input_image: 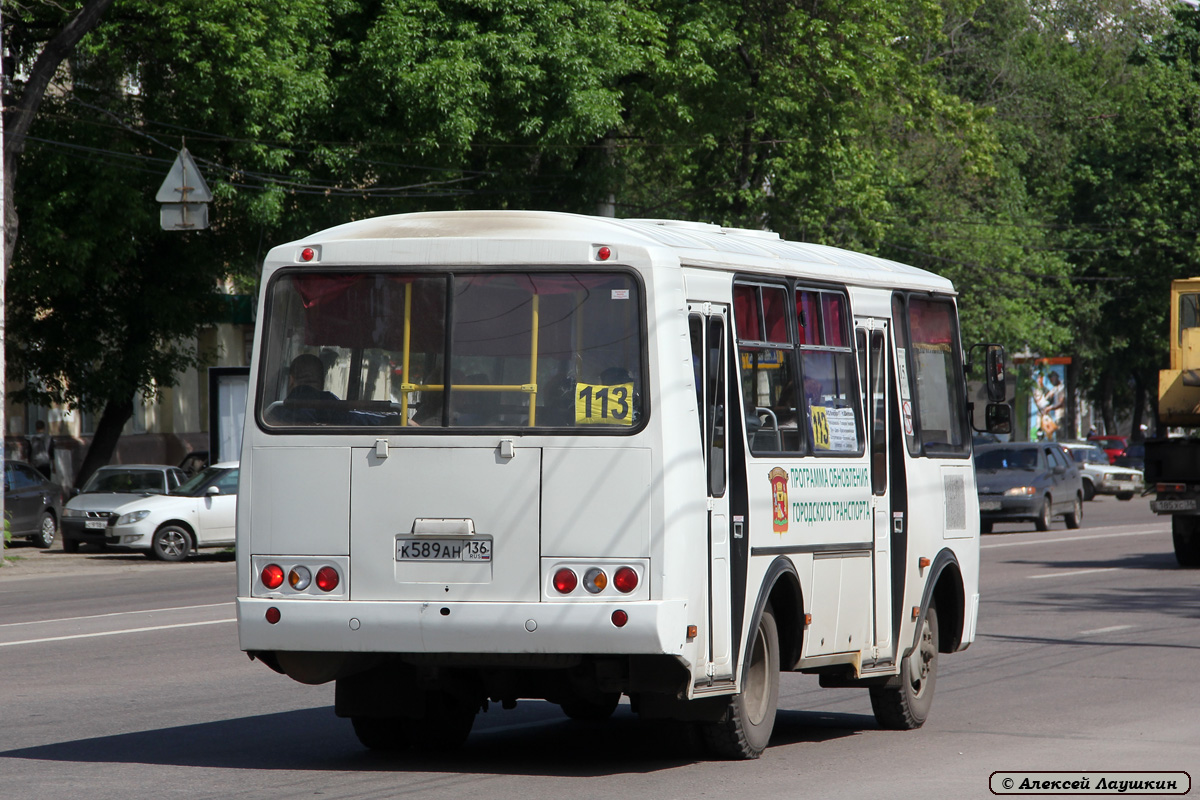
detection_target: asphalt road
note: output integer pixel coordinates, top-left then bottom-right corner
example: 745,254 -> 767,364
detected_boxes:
1,495 -> 1195,799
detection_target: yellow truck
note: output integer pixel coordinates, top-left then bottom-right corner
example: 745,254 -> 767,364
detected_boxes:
1147,278 -> 1200,566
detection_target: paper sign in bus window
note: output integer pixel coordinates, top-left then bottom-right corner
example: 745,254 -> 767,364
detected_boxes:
575,382 -> 635,425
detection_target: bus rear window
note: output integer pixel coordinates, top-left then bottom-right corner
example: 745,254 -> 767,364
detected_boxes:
258,271 -> 644,431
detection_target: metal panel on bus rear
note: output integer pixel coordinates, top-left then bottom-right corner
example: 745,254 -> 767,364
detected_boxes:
348,446 -> 542,602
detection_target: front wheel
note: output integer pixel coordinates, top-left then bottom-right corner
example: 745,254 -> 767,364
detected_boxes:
870,603 -> 939,730
151,525 -> 192,562
62,536 -> 80,553
700,604 -> 780,759
1065,495 -> 1082,529
1172,516 -> 1200,568
31,511 -> 57,548
1034,496 -> 1052,532
1116,492 -> 1134,501
1082,480 -> 1096,502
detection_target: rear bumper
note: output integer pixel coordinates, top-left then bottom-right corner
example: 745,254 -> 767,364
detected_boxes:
237,597 -> 690,658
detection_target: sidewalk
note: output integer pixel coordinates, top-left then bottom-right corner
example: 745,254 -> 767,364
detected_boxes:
0,540 -> 233,580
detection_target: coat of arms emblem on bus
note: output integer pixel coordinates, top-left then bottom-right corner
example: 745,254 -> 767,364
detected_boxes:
769,467 -> 789,534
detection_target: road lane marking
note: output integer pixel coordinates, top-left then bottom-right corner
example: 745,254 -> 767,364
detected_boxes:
1029,567 -> 1119,580
982,527 -> 1164,550
1079,625 -> 1133,636
0,602 -> 235,629
0,618 -> 235,647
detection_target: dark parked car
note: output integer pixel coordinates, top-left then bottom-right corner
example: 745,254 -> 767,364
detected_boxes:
61,464 -> 188,552
4,460 -> 63,548
975,442 -> 1084,533
1114,443 -> 1145,471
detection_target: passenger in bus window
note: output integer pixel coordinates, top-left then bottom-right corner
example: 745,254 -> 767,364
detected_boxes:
286,354 -> 340,403
265,353 -> 341,425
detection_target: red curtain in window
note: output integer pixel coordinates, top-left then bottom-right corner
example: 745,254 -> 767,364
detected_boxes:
821,294 -> 846,347
734,285 -> 760,341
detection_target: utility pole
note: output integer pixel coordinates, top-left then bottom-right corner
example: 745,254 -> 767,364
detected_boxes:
2,8 -> 8,566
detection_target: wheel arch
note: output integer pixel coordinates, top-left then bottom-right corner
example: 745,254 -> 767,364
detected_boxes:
749,556 -> 804,671
919,548 -> 965,654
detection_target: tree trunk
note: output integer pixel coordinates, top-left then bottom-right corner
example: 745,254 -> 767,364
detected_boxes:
73,396 -> 134,489
3,0 -> 117,268
1099,370 -> 1117,436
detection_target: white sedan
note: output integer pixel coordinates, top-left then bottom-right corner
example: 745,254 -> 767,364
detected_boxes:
106,462 -> 239,561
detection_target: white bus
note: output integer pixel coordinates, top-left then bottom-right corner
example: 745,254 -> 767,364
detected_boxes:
236,211 -> 1008,759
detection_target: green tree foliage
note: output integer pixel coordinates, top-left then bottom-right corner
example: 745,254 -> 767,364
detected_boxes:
6,0 -> 336,484
1064,5 -> 1200,433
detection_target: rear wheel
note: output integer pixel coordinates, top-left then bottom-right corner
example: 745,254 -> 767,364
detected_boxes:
1034,496 -> 1052,532
700,604 -> 779,759
404,691 -> 477,749
560,691 -> 621,721
151,525 -> 192,562
30,511 -> 56,548
870,603 -> 939,730
1065,495 -> 1082,529
351,717 -> 406,751
1172,516 -> 1200,568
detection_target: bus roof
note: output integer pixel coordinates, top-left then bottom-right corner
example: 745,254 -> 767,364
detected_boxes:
276,210 -> 955,294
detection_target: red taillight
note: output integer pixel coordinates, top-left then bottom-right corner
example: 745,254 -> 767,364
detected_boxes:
553,568 -> 578,594
613,567 -> 638,593
265,607 -> 281,624
611,610 -> 628,627
597,245 -> 612,261
315,566 -> 340,592
299,247 -> 315,262
261,564 -> 284,590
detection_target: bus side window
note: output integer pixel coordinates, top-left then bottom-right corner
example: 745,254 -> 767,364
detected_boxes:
734,282 -> 802,455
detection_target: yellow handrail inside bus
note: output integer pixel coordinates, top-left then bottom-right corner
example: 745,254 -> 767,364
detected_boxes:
396,283 -> 542,426
528,293 -> 539,426
401,283 -> 412,425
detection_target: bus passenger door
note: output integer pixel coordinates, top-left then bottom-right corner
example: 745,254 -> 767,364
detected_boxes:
859,323 -> 894,664
690,307 -> 734,680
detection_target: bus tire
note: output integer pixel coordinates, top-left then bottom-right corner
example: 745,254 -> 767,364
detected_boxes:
1172,516 -> 1200,568
1065,495 -> 1082,529
701,604 -> 779,760
560,691 -> 621,721
351,716 -> 406,751
870,603 -> 938,730
404,691 -> 476,750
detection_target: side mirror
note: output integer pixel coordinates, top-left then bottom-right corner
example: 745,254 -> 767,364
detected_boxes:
986,402 -> 1012,435
985,345 -> 1006,402
206,485 -> 221,496
969,343 -> 1007,403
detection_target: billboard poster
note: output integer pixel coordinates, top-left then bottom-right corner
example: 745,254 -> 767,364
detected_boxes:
1029,359 -> 1069,441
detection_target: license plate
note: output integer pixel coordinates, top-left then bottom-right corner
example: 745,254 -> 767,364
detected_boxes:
979,500 -> 1001,511
396,536 -> 492,562
85,519 -> 107,529
1151,499 -> 1197,512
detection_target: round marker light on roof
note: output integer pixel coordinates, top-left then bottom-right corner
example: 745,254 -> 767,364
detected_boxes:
289,566 -> 312,591
299,247 -> 316,262
583,567 -> 608,594
613,567 -> 638,594
597,246 -> 612,261
553,568 -> 578,594
261,564 -> 284,590
611,610 -> 628,628
315,566 -> 340,592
